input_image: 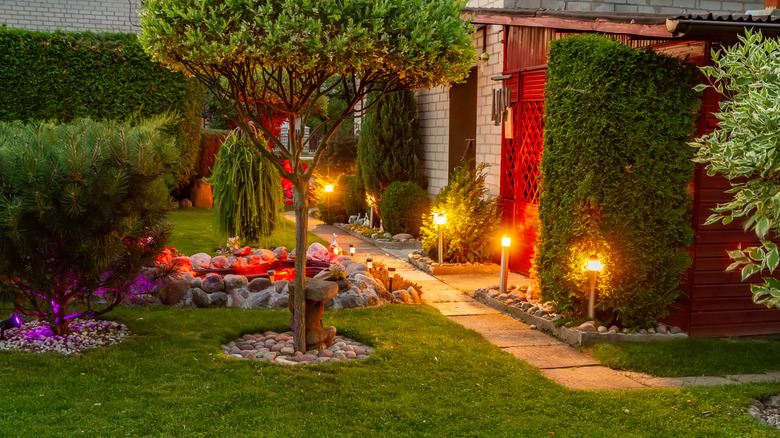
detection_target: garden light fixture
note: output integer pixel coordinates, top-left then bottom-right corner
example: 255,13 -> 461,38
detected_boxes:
268,270 -> 276,282
0,313 -> 22,340
366,258 -> 373,269
586,255 -> 602,319
349,244 -> 356,256
367,195 -> 375,229
324,184 -> 334,193
500,235 -> 511,295
433,211 -> 447,263
388,267 -> 396,292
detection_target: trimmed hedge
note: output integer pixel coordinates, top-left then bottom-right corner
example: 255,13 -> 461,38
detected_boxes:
379,181 -> 429,237
0,28 -> 204,185
536,35 -> 699,328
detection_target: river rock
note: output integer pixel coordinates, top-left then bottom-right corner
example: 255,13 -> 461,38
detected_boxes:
201,274 -> 225,293
210,292 -> 228,307
408,287 -> 422,304
244,290 -> 273,309
247,255 -> 262,266
269,291 -> 290,308
257,249 -> 276,262
248,277 -> 273,292
335,289 -> 360,308
307,243 -> 329,262
578,321 -> 597,333
211,256 -> 227,269
346,262 -> 368,277
191,288 -> 211,308
162,276 -> 190,305
360,291 -> 380,307
393,289 -> 411,304
273,247 -> 288,260
223,274 -> 248,292
179,198 -> 193,208
190,253 -> 212,270
314,270 -> 335,281
393,233 -> 414,241
274,280 -> 288,294
190,277 -> 202,288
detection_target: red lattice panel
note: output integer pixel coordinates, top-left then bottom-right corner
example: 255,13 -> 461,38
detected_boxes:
500,103 -> 521,200
516,100 -> 544,204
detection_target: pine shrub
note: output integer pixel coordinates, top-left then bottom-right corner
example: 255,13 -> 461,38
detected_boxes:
210,131 -> 283,241
343,174 -> 367,218
379,182 -> 430,237
357,90 -> 426,200
536,35 -> 698,328
420,163 -> 500,262
0,118 -> 176,335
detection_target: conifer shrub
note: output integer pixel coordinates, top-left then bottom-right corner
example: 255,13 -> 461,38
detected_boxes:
210,131 -> 283,241
343,174 -> 367,218
0,118 -> 176,335
357,90 -> 426,200
379,182 -> 429,237
420,163 -> 500,263
536,35 -> 698,328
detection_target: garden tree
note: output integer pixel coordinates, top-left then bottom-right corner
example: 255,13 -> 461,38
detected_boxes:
0,118 -> 175,335
139,0 -> 474,351
357,90 -> 427,201
694,31 -> 780,309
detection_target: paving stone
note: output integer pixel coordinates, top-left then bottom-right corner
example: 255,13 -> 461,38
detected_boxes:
421,289 -> 474,303
448,314 -> 532,332
679,376 -> 737,387
502,345 -> 600,369
484,330 -> 561,348
429,301 -> 500,316
540,366 -> 648,390
726,373 -> 780,384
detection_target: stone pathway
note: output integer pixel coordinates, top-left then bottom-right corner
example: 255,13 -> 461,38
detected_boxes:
289,213 -> 780,390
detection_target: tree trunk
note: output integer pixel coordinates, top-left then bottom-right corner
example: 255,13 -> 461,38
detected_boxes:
292,181 -> 309,352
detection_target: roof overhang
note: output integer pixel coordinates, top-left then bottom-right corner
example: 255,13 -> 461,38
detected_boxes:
666,12 -> 780,40
462,8 -> 673,38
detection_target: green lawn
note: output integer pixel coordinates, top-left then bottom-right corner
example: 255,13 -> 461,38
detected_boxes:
585,335 -> 780,378
167,207 -> 327,255
0,305 -> 778,437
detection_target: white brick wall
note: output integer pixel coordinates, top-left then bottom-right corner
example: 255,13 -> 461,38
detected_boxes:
416,86 -> 451,197
0,1 -> 143,33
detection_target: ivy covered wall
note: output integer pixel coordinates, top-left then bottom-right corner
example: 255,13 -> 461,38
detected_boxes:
536,34 -> 700,328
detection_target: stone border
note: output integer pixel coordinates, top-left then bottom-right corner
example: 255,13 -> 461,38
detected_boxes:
334,223 -> 422,250
475,295 -> 688,347
407,254 -> 500,276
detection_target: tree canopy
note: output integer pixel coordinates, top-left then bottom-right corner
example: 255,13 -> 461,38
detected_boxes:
139,0 -> 474,351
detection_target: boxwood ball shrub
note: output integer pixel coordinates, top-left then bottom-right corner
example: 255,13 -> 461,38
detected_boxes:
536,34 -> 699,328
420,163 -> 500,262
379,181 -> 430,237
0,118 -> 176,335
0,28 -> 204,186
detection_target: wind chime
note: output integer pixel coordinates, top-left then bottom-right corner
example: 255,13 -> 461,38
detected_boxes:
491,87 -> 513,139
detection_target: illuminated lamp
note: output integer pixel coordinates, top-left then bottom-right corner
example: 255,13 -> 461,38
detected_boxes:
0,313 -> 22,340
500,234 -> 511,295
366,258 -> 373,270
349,244 -> 356,257
586,255 -> 602,319
268,270 -> 276,283
433,211 -> 447,263
388,267 -> 396,292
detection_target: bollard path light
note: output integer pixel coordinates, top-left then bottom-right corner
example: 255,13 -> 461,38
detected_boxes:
267,270 -> 276,283
388,267 -> 396,292
586,255 -> 603,319
500,235 -> 511,295
349,244 -> 356,257
433,212 -> 447,263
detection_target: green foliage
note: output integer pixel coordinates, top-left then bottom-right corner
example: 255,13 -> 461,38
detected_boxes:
358,90 -> 427,199
379,181 -> 429,237
0,28 -> 204,186
343,174 -> 368,218
210,132 -> 283,242
0,118 -> 176,334
537,35 -> 699,327
321,133 -> 359,177
693,31 -> 780,309
315,174 -> 351,225
421,163 -> 500,263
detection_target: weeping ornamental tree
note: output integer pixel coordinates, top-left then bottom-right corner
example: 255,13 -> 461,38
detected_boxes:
694,31 -> 780,309
139,0 -> 474,351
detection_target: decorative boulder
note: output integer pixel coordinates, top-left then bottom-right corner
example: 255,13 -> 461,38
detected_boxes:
210,292 -> 229,307
273,246 -> 288,260
393,233 -> 414,241
190,253 -> 212,270
314,269 -> 335,281
393,289 -> 412,304
223,274 -> 248,292
334,289 -> 360,309
191,288 -> 211,308
346,262 -> 368,277
244,290 -> 273,309
234,246 -> 252,256
211,256 -> 227,269
173,256 -> 192,271
248,277 -> 273,292
303,278 -> 339,302
307,242 -> 329,262
274,280 -> 288,294
161,276 -> 190,306
190,277 -> 202,289
179,198 -> 193,208
201,274 -> 225,293
258,249 -> 276,262
408,287 -> 422,304
248,255 -> 262,266
269,291 -> 290,308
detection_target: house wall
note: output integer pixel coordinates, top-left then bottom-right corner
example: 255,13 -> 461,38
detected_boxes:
0,1 -> 143,33
504,0 -> 765,15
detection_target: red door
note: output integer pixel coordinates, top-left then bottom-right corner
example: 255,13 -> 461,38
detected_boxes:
499,68 -> 546,275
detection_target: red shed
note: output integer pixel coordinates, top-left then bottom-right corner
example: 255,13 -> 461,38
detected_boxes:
466,7 -> 780,337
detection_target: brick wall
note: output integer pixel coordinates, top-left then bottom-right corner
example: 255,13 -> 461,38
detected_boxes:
504,0 -> 765,15
416,86 -> 451,197
0,0 -> 143,33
